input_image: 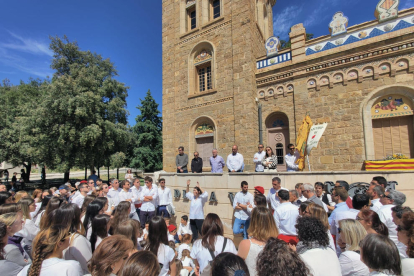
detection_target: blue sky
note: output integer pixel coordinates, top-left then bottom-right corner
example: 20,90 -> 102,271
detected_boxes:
1,0 -> 413,125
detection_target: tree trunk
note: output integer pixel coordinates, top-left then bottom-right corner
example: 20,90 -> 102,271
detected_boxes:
107,166 -> 110,182
84,167 -> 87,180
98,167 -> 100,178
41,166 -> 46,185
64,170 -> 70,183
23,162 -> 32,182
116,168 -> 119,180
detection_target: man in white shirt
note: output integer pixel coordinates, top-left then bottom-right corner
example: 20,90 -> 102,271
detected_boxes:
157,178 -> 172,217
87,179 -> 95,195
267,177 -> 288,212
284,143 -> 299,172
118,180 -> 139,221
295,183 -> 307,202
366,183 -> 384,212
138,176 -> 158,228
253,144 -> 266,172
378,190 -> 406,257
226,145 -> 244,172
177,215 -> 193,241
130,178 -> 142,216
72,183 -> 88,208
289,190 -> 301,207
107,178 -> 122,207
233,181 -> 254,239
101,183 -> 114,214
274,190 -> 299,244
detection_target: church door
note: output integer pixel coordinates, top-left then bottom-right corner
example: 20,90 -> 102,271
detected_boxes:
268,128 -> 290,171
196,136 -> 214,166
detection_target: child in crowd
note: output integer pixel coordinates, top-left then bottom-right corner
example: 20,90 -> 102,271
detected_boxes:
177,215 -> 192,242
177,234 -> 192,259
143,221 -> 149,239
169,240 -> 178,258
181,249 -> 195,275
168,224 -> 177,242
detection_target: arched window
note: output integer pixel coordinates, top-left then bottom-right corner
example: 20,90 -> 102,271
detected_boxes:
189,42 -> 215,96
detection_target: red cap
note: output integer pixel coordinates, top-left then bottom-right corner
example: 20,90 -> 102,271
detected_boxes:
80,180 -> 88,184
168,224 -> 177,232
254,186 -> 265,195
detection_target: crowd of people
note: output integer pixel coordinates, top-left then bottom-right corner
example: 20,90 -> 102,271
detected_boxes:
0,171 -> 413,276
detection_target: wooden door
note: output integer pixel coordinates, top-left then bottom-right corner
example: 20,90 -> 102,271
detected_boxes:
196,136 -> 214,165
268,128 -> 290,171
372,116 -> 414,160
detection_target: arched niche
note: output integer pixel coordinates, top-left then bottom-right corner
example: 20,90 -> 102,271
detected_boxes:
265,112 -> 290,171
189,116 -> 217,167
188,41 -> 216,96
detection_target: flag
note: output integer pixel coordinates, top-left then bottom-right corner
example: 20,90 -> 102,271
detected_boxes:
306,123 -> 328,155
295,115 -> 313,171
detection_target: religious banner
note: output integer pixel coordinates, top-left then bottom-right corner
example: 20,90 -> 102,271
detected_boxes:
195,123 -> 214,138
375,0 -> 399,23
295,114 -> 313,171
306,123 -> 328,155
371,94 -> 413,119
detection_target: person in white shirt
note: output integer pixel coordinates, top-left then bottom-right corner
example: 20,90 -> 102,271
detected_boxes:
185,180 -> 208,241
86,179 -> 96,195
284,143 -> 299,172
157,178 -> 172,218
107,178 -> 122,207
377,190 -> 406,250
177,233 -> 192,259
366,184 -> 384,213
138,176 -> 158,228
118,180 -> 140,221
18,225 -> 83,276
125,169 -> 134,182
177,215 -> 192,241
232,181 -> 254,239
190,214 -> 237,274
337,219 -> 369,276
143,216 -> 176,276
295,183 -> 307,202
253,144 -> 266,172
130,177 -> 142,217
266,177 -> 288,212
226,145 -> 244,172
72,183 -> 89,208
16,198 -> 39,250
315,182 -> 335,212
397,211 -> 414,275
273,190 -> 299,239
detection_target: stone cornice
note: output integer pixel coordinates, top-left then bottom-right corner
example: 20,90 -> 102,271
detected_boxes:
176,19 -> 232,47
177,96 -> 233,112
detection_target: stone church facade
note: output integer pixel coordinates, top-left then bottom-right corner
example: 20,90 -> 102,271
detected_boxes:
162,0 -> 414,172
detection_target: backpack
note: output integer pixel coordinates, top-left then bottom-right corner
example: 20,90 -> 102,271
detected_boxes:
200,238 -> 227,276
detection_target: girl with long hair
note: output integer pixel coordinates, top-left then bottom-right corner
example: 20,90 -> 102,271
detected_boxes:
256,238 -> 309,276
191,213 -> 237,274
0,212 -> 28,266
211,252 -> 250,276
338,219 -> 369,276
109,201 -> 131,235
0,221 -> 24,275
89,235 -> 136,276
144,216 -> 176,276
238,206 -> 278,276
16,198 -> 39,252
114,219 -> 140,249
90,214 -> 110,253
398,212 -> 414,275
33,195 -> 53,228
31,189 -> 42,203
0,203 -> 20,215
17,225 -> 83,276
261,146 -> 277,172
83,200 -> 104,240
14,191 -> 28,203
38,196 -> 64,230
80,195 -> 96,221
357,209 -> 389,236
0,192 -> 14,205
50,203 -> 91,274
120,250 -> 161,276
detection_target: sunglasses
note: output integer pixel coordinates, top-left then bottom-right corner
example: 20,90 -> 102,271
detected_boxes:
381,194 -> 392,199
289,148 -> 295,150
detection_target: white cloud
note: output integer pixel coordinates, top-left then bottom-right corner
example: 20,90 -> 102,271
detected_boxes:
402,0 -> 414,9
1,31 -> 53,57
273,5 -> 304,39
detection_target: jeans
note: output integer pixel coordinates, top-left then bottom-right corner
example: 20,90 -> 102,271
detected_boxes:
190,219 -> 204,241
177,169 -> 188,173
136,208 -> 141,217
139,210 -> 156,228
157,205 -> 170,218
233,218 -> 250,239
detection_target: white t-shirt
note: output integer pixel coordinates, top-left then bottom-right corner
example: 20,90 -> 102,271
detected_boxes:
157,244 -> 176,276
186,191 -> 209,220
253,151 -> 266,171
233,191 -> 254,220
402,258 -> 414,276
266,187 -> 288,210
273,202 -> 299,235
178,243 -> 191,259
18,258 -> 83,276
339,251 -> 369,276
72,194 -> 85,208
62,233 -> 92,274
191,236 -> 238,273
177,223 -> 192,236
300,247 -> 342,276
181,256 -> 195,268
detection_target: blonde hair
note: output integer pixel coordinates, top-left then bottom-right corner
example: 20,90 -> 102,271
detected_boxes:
248,207 -> 279,241
15,191 -> 28,203
181,249 -> 190,260
307,203 -> 330,231
18,197 -> 35,220
0,212 -> 20,227
339,219 -> 367,251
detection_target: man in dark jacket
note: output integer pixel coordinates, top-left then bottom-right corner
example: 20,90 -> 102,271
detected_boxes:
191,152 -> 203,173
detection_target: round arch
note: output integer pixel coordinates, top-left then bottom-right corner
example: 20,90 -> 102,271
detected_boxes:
188,116 -> 218,168
188,41 -> 216,96
264,112 -> 290,171
361,85 -> 414,160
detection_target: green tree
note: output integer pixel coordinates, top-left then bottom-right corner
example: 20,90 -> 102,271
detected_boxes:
110,152 -> 126,179
130,90 -> 162,172
279,33 -> 314,50
29,36 -> 130,181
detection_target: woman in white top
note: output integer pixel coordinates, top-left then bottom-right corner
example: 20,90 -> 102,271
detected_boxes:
0,212 -> 29,266
18,225 -> 83,276
125,169 -> 134,182
33,195 -> 53,228
185,180 -> 208,241
0,220 -> 24,276
90,214 -> 110,253
190,213 -> 237,274
294,216 -> 342,276
360,234 -> 401,276
16,198 -> 39,251
238,206 -> 278,276
51,203 -> 92,274
261,146 -> 277,172
144,216 -> 176,276
337,219 -> 369,276
83,200 -> 105,241
398,212 -> 414,275
89,235 -> 136,276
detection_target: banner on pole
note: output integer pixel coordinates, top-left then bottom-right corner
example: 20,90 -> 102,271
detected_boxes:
306,123 -> 328,155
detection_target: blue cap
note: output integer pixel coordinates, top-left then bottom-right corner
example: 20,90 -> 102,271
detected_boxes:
59,185 -> 69,190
